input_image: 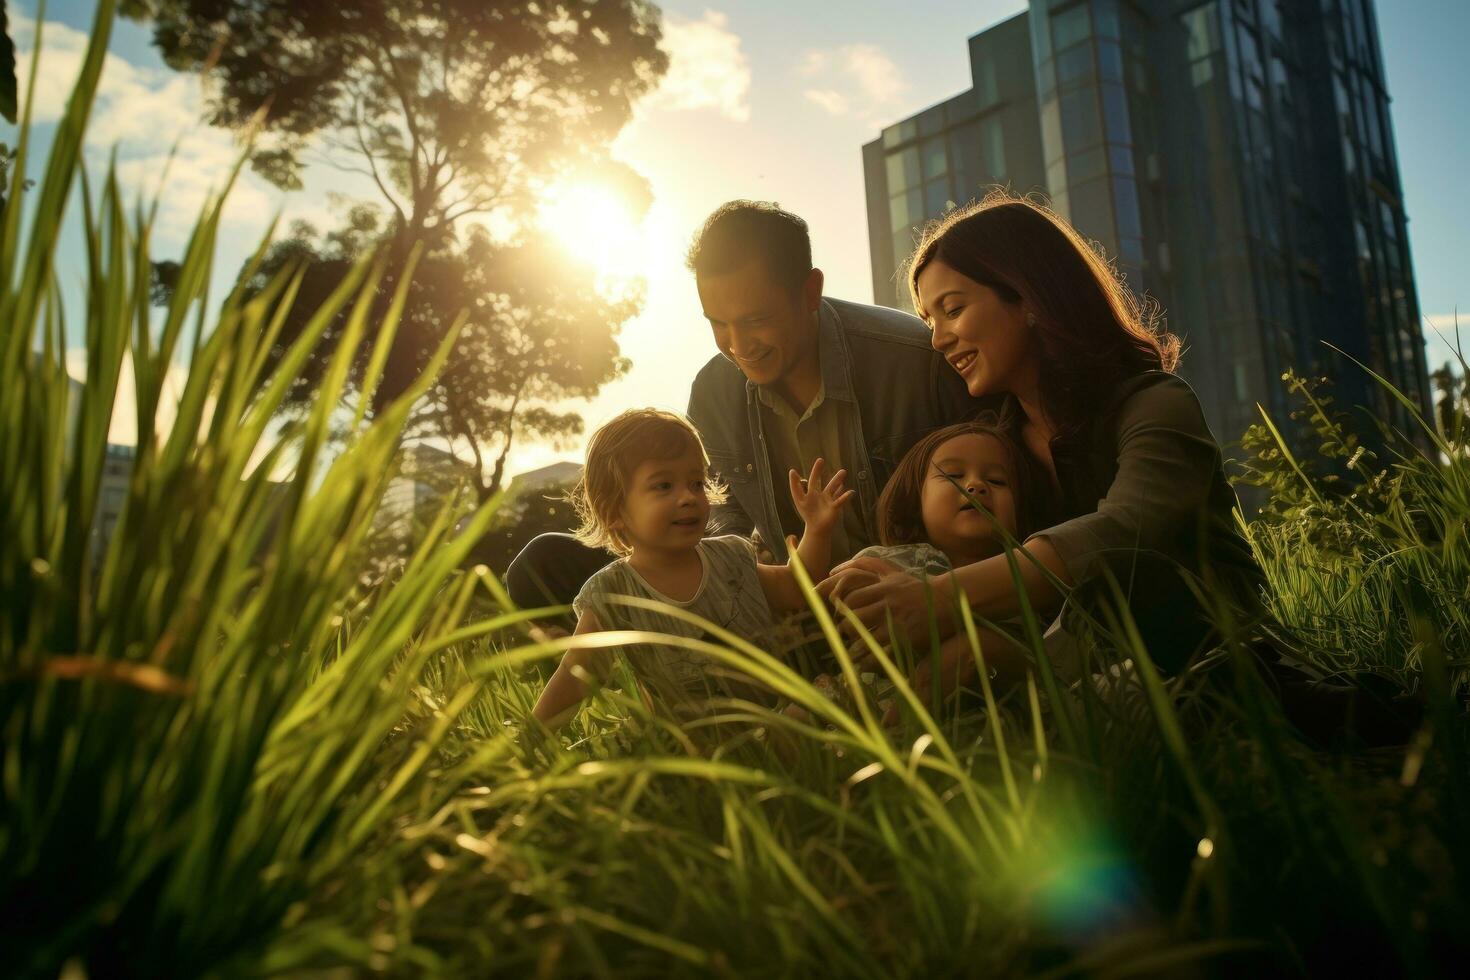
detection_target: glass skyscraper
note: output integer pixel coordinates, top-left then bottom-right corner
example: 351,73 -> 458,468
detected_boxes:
863,0 -> 1430,446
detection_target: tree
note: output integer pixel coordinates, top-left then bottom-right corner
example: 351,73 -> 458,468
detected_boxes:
128,0 -> 667,496
1430,361 -> 1469,449
0,0 -> 15,125
243,208 -> 638,501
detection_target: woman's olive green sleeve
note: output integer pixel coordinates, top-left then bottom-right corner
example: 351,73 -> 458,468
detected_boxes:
1024,374 -> 1234,587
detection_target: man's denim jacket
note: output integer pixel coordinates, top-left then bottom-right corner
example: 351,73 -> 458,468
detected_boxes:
686,297 -> 993,562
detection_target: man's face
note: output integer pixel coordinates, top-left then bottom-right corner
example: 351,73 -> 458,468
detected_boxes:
696,259 -> 820,388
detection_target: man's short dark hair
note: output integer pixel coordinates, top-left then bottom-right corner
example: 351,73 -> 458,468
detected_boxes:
685,200 -> 812,292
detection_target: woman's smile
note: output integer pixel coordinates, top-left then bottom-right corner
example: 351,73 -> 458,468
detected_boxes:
917,259 -> 1037,400
948,350 -> 978,374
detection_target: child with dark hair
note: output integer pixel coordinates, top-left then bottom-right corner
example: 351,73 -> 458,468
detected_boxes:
532,408 -> 853,729
820,419 -> 1054,717
864,418 -> 1049,576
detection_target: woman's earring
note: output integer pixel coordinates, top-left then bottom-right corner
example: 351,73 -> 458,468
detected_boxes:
1025,311 -> 1038,329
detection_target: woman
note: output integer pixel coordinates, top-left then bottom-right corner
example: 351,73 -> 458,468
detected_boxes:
818,193 -> 1263,690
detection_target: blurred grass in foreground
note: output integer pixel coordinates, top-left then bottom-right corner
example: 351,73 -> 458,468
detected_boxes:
4,5 -> 1469,977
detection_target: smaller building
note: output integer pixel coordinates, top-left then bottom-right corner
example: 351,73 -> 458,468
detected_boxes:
92,444 -> 135,567
864,13 -> 1045,313
503,462 -> 582,513
474,461 -> 584,576
377,443 -> 479,545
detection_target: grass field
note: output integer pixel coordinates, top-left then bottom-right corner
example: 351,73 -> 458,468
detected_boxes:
4,6 -> 1468,977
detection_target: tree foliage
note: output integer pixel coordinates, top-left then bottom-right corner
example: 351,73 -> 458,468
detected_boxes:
1,0 -> 16,124
245,210 -> 637,500
128,0 -> 668,496
126,0 -> 666,235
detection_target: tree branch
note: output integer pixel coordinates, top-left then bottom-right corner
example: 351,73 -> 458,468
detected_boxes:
351,97 -> 408,229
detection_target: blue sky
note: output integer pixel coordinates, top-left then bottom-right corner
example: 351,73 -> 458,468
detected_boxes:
13,0 -> 1468,473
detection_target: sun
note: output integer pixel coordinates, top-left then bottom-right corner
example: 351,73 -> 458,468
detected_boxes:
537,181 -> 648,288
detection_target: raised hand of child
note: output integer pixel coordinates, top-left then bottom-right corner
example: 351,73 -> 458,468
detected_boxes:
788,458 -> 856,534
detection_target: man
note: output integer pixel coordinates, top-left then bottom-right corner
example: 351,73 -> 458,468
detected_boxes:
505,200 -> 987,620
684,200 -> 987,562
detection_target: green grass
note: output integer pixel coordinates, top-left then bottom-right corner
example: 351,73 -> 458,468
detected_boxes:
4,6 -> 1469,977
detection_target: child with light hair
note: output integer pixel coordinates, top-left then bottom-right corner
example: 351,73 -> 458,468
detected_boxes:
532,408 -> 852,728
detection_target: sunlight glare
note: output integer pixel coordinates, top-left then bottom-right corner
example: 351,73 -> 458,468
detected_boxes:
538,182 -> 649,293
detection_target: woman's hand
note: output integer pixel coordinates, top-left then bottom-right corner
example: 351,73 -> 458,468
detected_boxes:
789,458 -> 855,535
815,555 -> 896,606
817,557 -> 955,659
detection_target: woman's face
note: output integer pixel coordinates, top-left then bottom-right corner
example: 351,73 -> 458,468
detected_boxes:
916,259 -> 1037,399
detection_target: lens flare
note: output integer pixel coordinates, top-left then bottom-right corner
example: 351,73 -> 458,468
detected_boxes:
537,181 -> 648,293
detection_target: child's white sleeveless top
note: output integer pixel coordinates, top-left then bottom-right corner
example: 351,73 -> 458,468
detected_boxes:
573,535 -> 778,701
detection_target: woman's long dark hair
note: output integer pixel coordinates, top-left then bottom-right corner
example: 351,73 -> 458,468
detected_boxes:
907,191 -> 1179,438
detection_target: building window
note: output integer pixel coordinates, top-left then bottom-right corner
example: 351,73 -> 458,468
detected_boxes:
977,58 -> 999,107
948,125 -> 980,198
1040,100 -> 1063,162
1184,3 -> 1221,60
1362,88 -> 1386,165
882,119 -> 918,149
1069,145 -> 1108,183
1119,237 -> 1144,268
1261,0 -> 1282,38
1113,177 -> 1142,239
1070,177 -> 1115,242
1270,56 -> 1292,110
1109,144 -> 1135,176
981,116 -> 1006,180
1183,2 -> 1220,86
1100,83 -> 1131,144
1051,5 -> 1092,52
892,228 -> 918,269
885,147 -> 920,193
925,178 -> 952,218
1047,158 -> 1068,195
1060,87 -> 1103,149
889,187 -> 923,232
1377,198 -> 1398,244
1098,40 -> 1123,83
1341,135 -> 1357,176
1056,44 -> 1095,88
922,137 -> 947,180
918,106 -> 946,138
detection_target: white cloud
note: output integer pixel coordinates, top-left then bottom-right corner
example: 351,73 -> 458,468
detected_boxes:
804,89 -> 849,116
65,348 -> 189,448
797,50 -> 831,76
1423,312 -> 1467,352
797,42 -> 907,125
844,44 -> 906,105
13,12 -> 276,239
645,10 -> 751,122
